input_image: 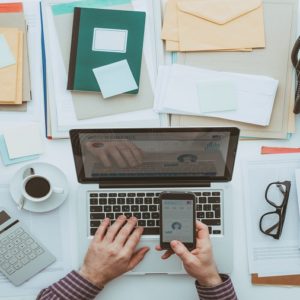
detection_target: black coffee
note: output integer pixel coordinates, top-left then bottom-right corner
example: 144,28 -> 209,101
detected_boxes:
25,177 -> 51,198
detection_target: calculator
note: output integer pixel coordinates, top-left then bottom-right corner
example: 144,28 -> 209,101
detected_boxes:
0,208 -> 56,286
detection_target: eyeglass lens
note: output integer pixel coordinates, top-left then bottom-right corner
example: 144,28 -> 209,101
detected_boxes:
266,183 -> 286,207
260,212 -> 280,235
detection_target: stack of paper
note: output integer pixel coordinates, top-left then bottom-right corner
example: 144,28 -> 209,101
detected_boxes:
154,64 -> 278,126
170,0 -> 297,140
242,155 -> 300,277
0,2 -> 32,112
161,0 -> 265,52
0,123 -> 44,166
41,0 -> 166,139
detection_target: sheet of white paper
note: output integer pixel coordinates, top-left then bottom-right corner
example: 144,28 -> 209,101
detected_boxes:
92,28 -> 127,53
295,168 -> 300,245
197,79 -> 237,113
242,155 -> 300,276
3,123 -> 44,159
154,64 -> 278,126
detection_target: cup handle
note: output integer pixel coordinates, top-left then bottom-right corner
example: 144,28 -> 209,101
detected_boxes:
53,187 -> 64,194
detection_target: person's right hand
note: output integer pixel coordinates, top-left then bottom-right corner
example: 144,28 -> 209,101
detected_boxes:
85,140 -> 143,168
79,216 -> 149,288
156,221 -> 222,287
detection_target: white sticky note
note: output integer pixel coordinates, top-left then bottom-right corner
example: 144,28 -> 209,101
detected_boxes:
93,59 -> 138,98
3,123 -> 45,159
92,28 -> 128,53
0,34 -> 16,68
197,79 -> 238,113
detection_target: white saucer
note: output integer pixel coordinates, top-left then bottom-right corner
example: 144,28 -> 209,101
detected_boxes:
9,162 -> 69,213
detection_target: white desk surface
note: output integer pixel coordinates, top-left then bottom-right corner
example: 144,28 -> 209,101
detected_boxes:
1,0 -> 300,299
1,103 -> 300,300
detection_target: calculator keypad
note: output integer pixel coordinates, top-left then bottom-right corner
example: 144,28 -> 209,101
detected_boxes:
0,228 -> 44,275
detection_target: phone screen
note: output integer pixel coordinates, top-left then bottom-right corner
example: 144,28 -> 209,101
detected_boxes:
161,199 -> 194,243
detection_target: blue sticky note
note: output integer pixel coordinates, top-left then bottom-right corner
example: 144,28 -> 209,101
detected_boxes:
0,35 -> 16,69
0,135 -> 39,166
93,59 -> 138,99
197,80 -> 238,113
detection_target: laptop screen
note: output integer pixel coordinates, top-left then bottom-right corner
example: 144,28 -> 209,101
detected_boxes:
70,128 -> 239,185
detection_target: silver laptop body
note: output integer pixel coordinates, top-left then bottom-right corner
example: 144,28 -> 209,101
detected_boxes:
70,127 -> 239,275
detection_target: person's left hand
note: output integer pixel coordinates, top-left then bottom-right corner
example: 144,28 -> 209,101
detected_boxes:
79,216 -> 149,288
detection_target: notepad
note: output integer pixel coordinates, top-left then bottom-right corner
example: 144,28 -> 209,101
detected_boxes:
3,123 -> 44,159
0,34 -> 15,68
93,60 -> 138,98
0,135 -> 39,166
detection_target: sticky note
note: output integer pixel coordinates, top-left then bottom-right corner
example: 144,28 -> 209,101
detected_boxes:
3,123 -> 45,159
92,28 -> 128,53
197,80 -> 237,113
0,135 -> 39,166
0,34 -> 16,68
93,59 -> 138,98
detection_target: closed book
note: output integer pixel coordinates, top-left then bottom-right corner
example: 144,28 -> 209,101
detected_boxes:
67,7 -> 145,93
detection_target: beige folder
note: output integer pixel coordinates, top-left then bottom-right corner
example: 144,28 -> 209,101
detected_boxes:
52,9 -> 154,120
15,30 -> 23,105
171,0 -> 297,139
0,13 -> 32,102
0,28 -> 19,104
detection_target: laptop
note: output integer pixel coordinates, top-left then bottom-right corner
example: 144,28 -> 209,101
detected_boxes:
70,127 -> 239,274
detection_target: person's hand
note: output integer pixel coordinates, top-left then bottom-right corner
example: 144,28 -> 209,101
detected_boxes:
79,216 -> 149,288
85,140 -> 143,168
156,221 -> 222,287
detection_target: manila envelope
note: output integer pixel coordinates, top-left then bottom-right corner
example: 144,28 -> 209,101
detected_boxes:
161,0 -> 256,52
161,0 -> 179,42
177,0 -> 265,51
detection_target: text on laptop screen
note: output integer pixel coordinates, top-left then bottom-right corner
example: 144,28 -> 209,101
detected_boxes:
77,131 -> 231,179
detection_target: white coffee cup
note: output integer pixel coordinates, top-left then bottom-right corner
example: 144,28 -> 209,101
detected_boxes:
21,174 -> 64,203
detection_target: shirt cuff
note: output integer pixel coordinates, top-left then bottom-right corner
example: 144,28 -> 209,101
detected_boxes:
195,274 -> 237,300
50,270 -> 102,300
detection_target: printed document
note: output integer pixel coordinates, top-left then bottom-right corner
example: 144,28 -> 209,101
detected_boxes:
242,155 -> 300,276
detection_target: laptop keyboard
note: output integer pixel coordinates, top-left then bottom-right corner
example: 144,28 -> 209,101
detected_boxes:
89,191 -> 222,236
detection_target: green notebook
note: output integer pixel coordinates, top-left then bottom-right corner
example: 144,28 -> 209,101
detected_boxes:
67,7 -> 145,93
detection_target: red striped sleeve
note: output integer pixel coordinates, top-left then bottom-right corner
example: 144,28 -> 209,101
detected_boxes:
196,274 -> 238,300
36,271 -> 102,300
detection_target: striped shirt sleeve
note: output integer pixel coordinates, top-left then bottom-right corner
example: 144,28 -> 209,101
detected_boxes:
195,274 -> 238,300
36,270 -> 102,300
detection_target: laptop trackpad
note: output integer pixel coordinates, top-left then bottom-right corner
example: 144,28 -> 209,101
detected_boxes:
131,238 -> 184,274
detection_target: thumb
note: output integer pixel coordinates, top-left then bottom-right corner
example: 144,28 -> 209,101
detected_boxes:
170,240 -> 193,263
128,247 -> 149,270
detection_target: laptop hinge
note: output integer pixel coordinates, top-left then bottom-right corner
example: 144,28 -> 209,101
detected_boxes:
98,180 -> 211,189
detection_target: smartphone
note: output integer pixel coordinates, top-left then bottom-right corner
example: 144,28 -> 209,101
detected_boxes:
160,191 -> 196,250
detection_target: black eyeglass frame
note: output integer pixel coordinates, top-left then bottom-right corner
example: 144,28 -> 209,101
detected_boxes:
259,181 -> 291,240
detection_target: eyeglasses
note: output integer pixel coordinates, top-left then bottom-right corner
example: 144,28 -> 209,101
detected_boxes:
291,37 -> 300,114
259,181 -> 291,240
